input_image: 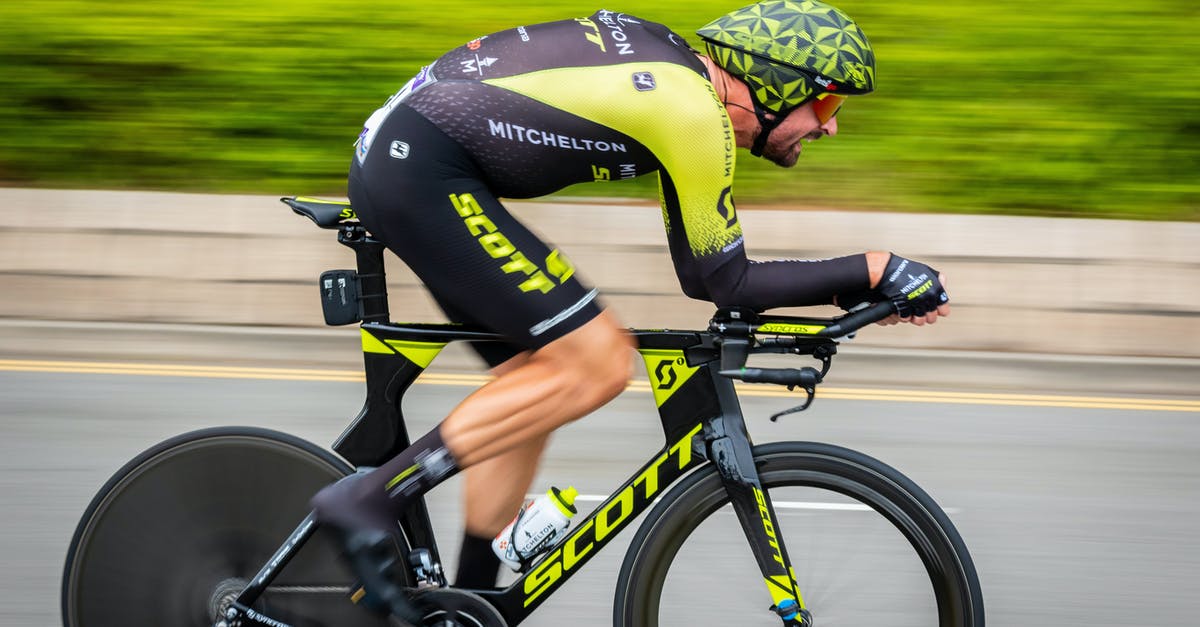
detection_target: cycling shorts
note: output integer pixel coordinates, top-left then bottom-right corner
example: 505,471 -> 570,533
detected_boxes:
348,104 -> 604,367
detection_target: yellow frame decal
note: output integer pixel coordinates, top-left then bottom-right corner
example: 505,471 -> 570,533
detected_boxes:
360,328 -> 394,354
638,349 -> 700,407
385,340 -> 447,368
359,329 -> 446,368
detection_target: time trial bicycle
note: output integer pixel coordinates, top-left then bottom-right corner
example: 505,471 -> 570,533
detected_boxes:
61,196 -> 984,626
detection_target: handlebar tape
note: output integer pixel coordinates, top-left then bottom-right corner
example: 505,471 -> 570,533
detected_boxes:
817,301 -> 896,338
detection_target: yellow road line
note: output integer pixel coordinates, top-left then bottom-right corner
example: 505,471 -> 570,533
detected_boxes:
1,359 -> 1197,413
0,359 -> 364,382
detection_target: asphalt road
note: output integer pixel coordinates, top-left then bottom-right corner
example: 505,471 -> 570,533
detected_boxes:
3,363 -> 1199,626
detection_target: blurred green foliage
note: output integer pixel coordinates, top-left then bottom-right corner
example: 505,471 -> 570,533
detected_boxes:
1,1 -> 1196,219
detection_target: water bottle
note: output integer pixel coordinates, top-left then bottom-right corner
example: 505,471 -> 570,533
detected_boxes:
492,486 -> 579,571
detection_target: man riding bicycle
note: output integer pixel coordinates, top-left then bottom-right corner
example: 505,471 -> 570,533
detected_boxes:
311,0 -> 951,618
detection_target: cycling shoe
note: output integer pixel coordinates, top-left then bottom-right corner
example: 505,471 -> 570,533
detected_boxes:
337,528 -> 422,624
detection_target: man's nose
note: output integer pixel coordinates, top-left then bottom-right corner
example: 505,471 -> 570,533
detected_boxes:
822,116 -> 839,136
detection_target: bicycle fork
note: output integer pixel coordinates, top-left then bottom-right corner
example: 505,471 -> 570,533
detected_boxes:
704,408 -> 810,626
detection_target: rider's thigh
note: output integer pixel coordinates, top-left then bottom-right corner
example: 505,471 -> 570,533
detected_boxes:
349,106 -> 605,355
533,310 -> 635,403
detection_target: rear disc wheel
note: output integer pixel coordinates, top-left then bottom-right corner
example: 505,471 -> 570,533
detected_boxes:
62,426 -> 390,626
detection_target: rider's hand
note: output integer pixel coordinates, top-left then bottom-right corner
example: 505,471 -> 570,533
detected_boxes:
871,272 -> 950,326
835,251 -> 945,324
875,253 -> 950,325
838,253 -> 951,327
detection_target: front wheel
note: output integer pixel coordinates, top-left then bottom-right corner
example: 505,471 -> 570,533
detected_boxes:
614,441 -> 984,626
62,426 -> 390,627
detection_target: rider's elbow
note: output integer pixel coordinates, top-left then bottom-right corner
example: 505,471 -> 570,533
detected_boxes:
678,261 -> 762,309
705,280 -> 748,309
678,275 -> 746,309
677,274 -> 711,302
708,282 -> 774,312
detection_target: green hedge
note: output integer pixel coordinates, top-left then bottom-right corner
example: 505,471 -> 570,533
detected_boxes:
1,1 -> 1196,219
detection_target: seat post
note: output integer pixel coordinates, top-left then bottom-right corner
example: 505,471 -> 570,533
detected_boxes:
338,226 -> 390,323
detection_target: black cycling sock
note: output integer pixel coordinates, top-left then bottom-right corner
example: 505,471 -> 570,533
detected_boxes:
312,426 -> 460,533
454,531 -> 502,589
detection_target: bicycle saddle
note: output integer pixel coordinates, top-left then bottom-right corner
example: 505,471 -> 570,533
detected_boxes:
281,196 -> 358,229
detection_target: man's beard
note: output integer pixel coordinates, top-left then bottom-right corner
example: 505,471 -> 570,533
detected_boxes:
761,131 -> 801,168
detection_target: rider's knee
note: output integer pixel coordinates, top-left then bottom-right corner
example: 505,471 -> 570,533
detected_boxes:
587,330 -> 635,402
542,312 -> 634,403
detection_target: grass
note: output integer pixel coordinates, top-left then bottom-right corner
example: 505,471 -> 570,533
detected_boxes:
1,0 -> 1196,220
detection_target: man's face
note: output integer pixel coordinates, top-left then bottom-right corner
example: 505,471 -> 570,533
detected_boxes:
760,101 -> 839,168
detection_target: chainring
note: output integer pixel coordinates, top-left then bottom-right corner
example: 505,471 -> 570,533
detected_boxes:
412,589 -> 507,627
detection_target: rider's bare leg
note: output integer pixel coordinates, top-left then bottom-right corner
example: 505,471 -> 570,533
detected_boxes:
454,423 -> 548,588
439,310 -> 634,465
453,353 -> 549,587
312,310 -> 633,533
462,429 -> 550,537
309,311 -> 632,611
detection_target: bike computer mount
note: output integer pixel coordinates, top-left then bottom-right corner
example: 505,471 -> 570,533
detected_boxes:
707,307 -> 839,421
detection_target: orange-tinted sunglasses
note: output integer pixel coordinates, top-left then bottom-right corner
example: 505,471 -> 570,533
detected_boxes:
812,93 -> 846,124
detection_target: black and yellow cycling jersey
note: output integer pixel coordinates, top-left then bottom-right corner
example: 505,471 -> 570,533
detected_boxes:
349,10 -> 869,358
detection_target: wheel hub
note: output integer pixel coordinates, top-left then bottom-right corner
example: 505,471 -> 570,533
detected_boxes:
207,577 -> 247,625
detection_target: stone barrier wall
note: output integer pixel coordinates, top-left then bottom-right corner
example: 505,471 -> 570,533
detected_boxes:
2,188 -> 1197,358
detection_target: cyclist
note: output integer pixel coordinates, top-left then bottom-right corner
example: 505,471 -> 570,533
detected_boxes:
311,0 -> 951,615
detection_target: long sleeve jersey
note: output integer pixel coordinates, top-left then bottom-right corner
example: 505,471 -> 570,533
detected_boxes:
364,10 -> 866,310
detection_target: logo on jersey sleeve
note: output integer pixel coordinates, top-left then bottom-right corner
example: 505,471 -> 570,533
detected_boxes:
717,186 -> 737,228
632,72 -> 656,91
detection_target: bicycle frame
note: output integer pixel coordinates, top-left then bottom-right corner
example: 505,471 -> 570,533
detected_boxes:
232,317 -> 822,626
225,199 -> 873,626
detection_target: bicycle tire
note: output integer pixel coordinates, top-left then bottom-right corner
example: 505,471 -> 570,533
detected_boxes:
614,441 -> 984,626
61,426 -> 390,627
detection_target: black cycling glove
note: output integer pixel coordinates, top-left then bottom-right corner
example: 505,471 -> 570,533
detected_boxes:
875,253 -> 949,317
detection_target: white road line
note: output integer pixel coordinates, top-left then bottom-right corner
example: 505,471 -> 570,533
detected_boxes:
540,494 -> 959,514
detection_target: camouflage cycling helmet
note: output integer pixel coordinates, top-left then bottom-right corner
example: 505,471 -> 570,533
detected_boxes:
697,0 -> 876,113
697,0 -> 875,155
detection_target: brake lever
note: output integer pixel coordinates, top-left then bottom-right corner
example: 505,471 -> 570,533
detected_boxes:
769,385 -> 816,421
813,344 -> 836,378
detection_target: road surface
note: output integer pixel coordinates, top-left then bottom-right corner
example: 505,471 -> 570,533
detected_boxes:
3,360 -> 1199,625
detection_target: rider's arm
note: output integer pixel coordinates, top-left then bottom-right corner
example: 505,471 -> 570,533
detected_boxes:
642,49 -> 948,317
634,59 -> 883,311
693,251 -> 871,310
666,219 -> 872,310
657,138 -> 873,310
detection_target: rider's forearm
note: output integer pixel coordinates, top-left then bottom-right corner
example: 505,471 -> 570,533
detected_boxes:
701,253 -> 870,311
865,250 -> 890,289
